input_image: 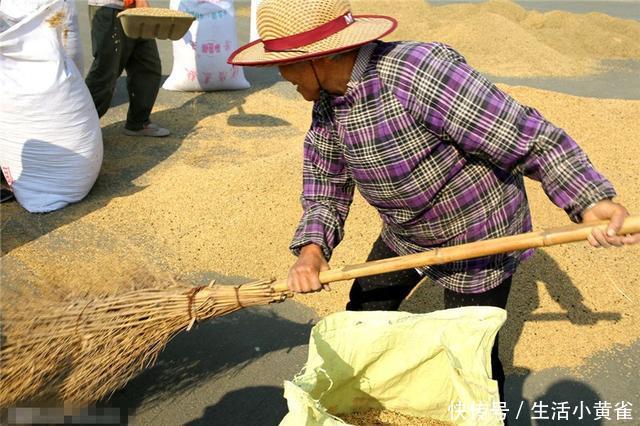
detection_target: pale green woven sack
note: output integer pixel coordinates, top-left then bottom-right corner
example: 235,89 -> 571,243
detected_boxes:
280,306 -> 507,426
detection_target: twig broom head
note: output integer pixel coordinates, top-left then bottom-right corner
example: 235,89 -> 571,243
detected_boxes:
0,278 -> 290,405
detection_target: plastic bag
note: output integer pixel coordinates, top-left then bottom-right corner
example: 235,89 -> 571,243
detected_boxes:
280,307 -> 507,426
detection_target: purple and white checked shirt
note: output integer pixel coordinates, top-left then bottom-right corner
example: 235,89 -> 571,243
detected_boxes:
290,41 -> 616,293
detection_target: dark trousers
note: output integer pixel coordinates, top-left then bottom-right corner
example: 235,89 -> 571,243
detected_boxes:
85,6 -> 162,130
346,236 -> 512,403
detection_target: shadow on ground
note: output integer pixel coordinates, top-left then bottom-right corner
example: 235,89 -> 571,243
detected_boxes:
101,303 -> 314,423
403,249 -> 621,424
403,249 -> 621,372
506,377 -> 604,425
184,386 -> 288,426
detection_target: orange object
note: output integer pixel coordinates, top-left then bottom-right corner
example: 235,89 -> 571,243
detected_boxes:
124,0 -> 135,8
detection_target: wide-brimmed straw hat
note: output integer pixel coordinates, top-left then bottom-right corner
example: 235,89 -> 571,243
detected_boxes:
228,0 -> 397,66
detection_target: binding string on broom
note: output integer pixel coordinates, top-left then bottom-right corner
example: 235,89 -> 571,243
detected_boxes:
186,286 -> 205,331
75,300 -> 92,336
234,285 -> 244,308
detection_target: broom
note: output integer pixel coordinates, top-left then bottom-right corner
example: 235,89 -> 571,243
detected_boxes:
1,216 -> 639,405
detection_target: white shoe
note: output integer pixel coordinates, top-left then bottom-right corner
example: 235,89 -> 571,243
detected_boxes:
124,122 -> 171,137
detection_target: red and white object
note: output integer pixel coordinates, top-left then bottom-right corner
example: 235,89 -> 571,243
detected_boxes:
162,0 -> 250,92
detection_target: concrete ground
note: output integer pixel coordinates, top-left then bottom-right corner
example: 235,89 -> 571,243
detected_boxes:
2,1 -> 638,425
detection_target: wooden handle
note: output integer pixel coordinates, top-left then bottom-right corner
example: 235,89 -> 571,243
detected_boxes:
271,215 -> 640,293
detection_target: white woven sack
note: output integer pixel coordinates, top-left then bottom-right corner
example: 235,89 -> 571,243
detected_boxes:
162,0 -> 250,92
0,1 -> 102,213
0,0 -> 84,73
249,0 -> 262,42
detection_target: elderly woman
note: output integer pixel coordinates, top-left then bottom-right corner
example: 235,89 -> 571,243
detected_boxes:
229,0 -> 639,404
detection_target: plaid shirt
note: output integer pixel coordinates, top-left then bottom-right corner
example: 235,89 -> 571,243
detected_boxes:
290,41 -> 616,293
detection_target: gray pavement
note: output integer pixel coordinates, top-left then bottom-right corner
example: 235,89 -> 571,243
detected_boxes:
488,60 -> 640,101
430,0 -> 640,21
106,301 -> 317,426
505,342 -> 640,425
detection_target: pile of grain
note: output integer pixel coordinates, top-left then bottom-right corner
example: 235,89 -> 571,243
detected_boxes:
353,0 -> 640,77
341,409 -> 453,426
117,7 -> 193,18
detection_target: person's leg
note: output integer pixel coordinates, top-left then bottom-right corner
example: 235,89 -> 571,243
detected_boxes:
346,236 -> 423,311
443,278 -> 512,403
84,6 -> 125,118
1,172 -> 14,203
123,38 -> 162,131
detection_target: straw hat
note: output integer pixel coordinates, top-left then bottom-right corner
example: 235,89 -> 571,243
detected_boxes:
228,0 -> 397,66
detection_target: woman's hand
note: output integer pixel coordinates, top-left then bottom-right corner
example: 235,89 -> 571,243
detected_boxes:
287,244 -> 331,293
582,199 -> 640,247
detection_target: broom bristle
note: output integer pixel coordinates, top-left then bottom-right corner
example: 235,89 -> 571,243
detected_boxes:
0,278 -> 289,405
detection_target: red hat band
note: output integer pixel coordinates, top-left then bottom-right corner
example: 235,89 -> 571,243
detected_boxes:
263,12 -> 355,52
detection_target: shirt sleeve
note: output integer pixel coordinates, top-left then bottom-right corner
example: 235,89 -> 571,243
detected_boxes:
410,43 -> 616,222
289,101 -> 355,260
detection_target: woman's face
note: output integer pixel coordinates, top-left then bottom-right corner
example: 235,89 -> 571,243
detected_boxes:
278,61 -> 322,102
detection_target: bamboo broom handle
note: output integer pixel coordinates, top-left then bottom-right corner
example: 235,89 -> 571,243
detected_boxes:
271,216 -> 640,293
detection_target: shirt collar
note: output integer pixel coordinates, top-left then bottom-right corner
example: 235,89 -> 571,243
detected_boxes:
346,42 -> 376,92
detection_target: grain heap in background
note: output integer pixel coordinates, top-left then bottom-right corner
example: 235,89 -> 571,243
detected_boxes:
353,0 -> 640,77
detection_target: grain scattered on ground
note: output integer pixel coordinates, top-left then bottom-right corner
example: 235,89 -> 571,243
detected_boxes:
2,0 -> 639,377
